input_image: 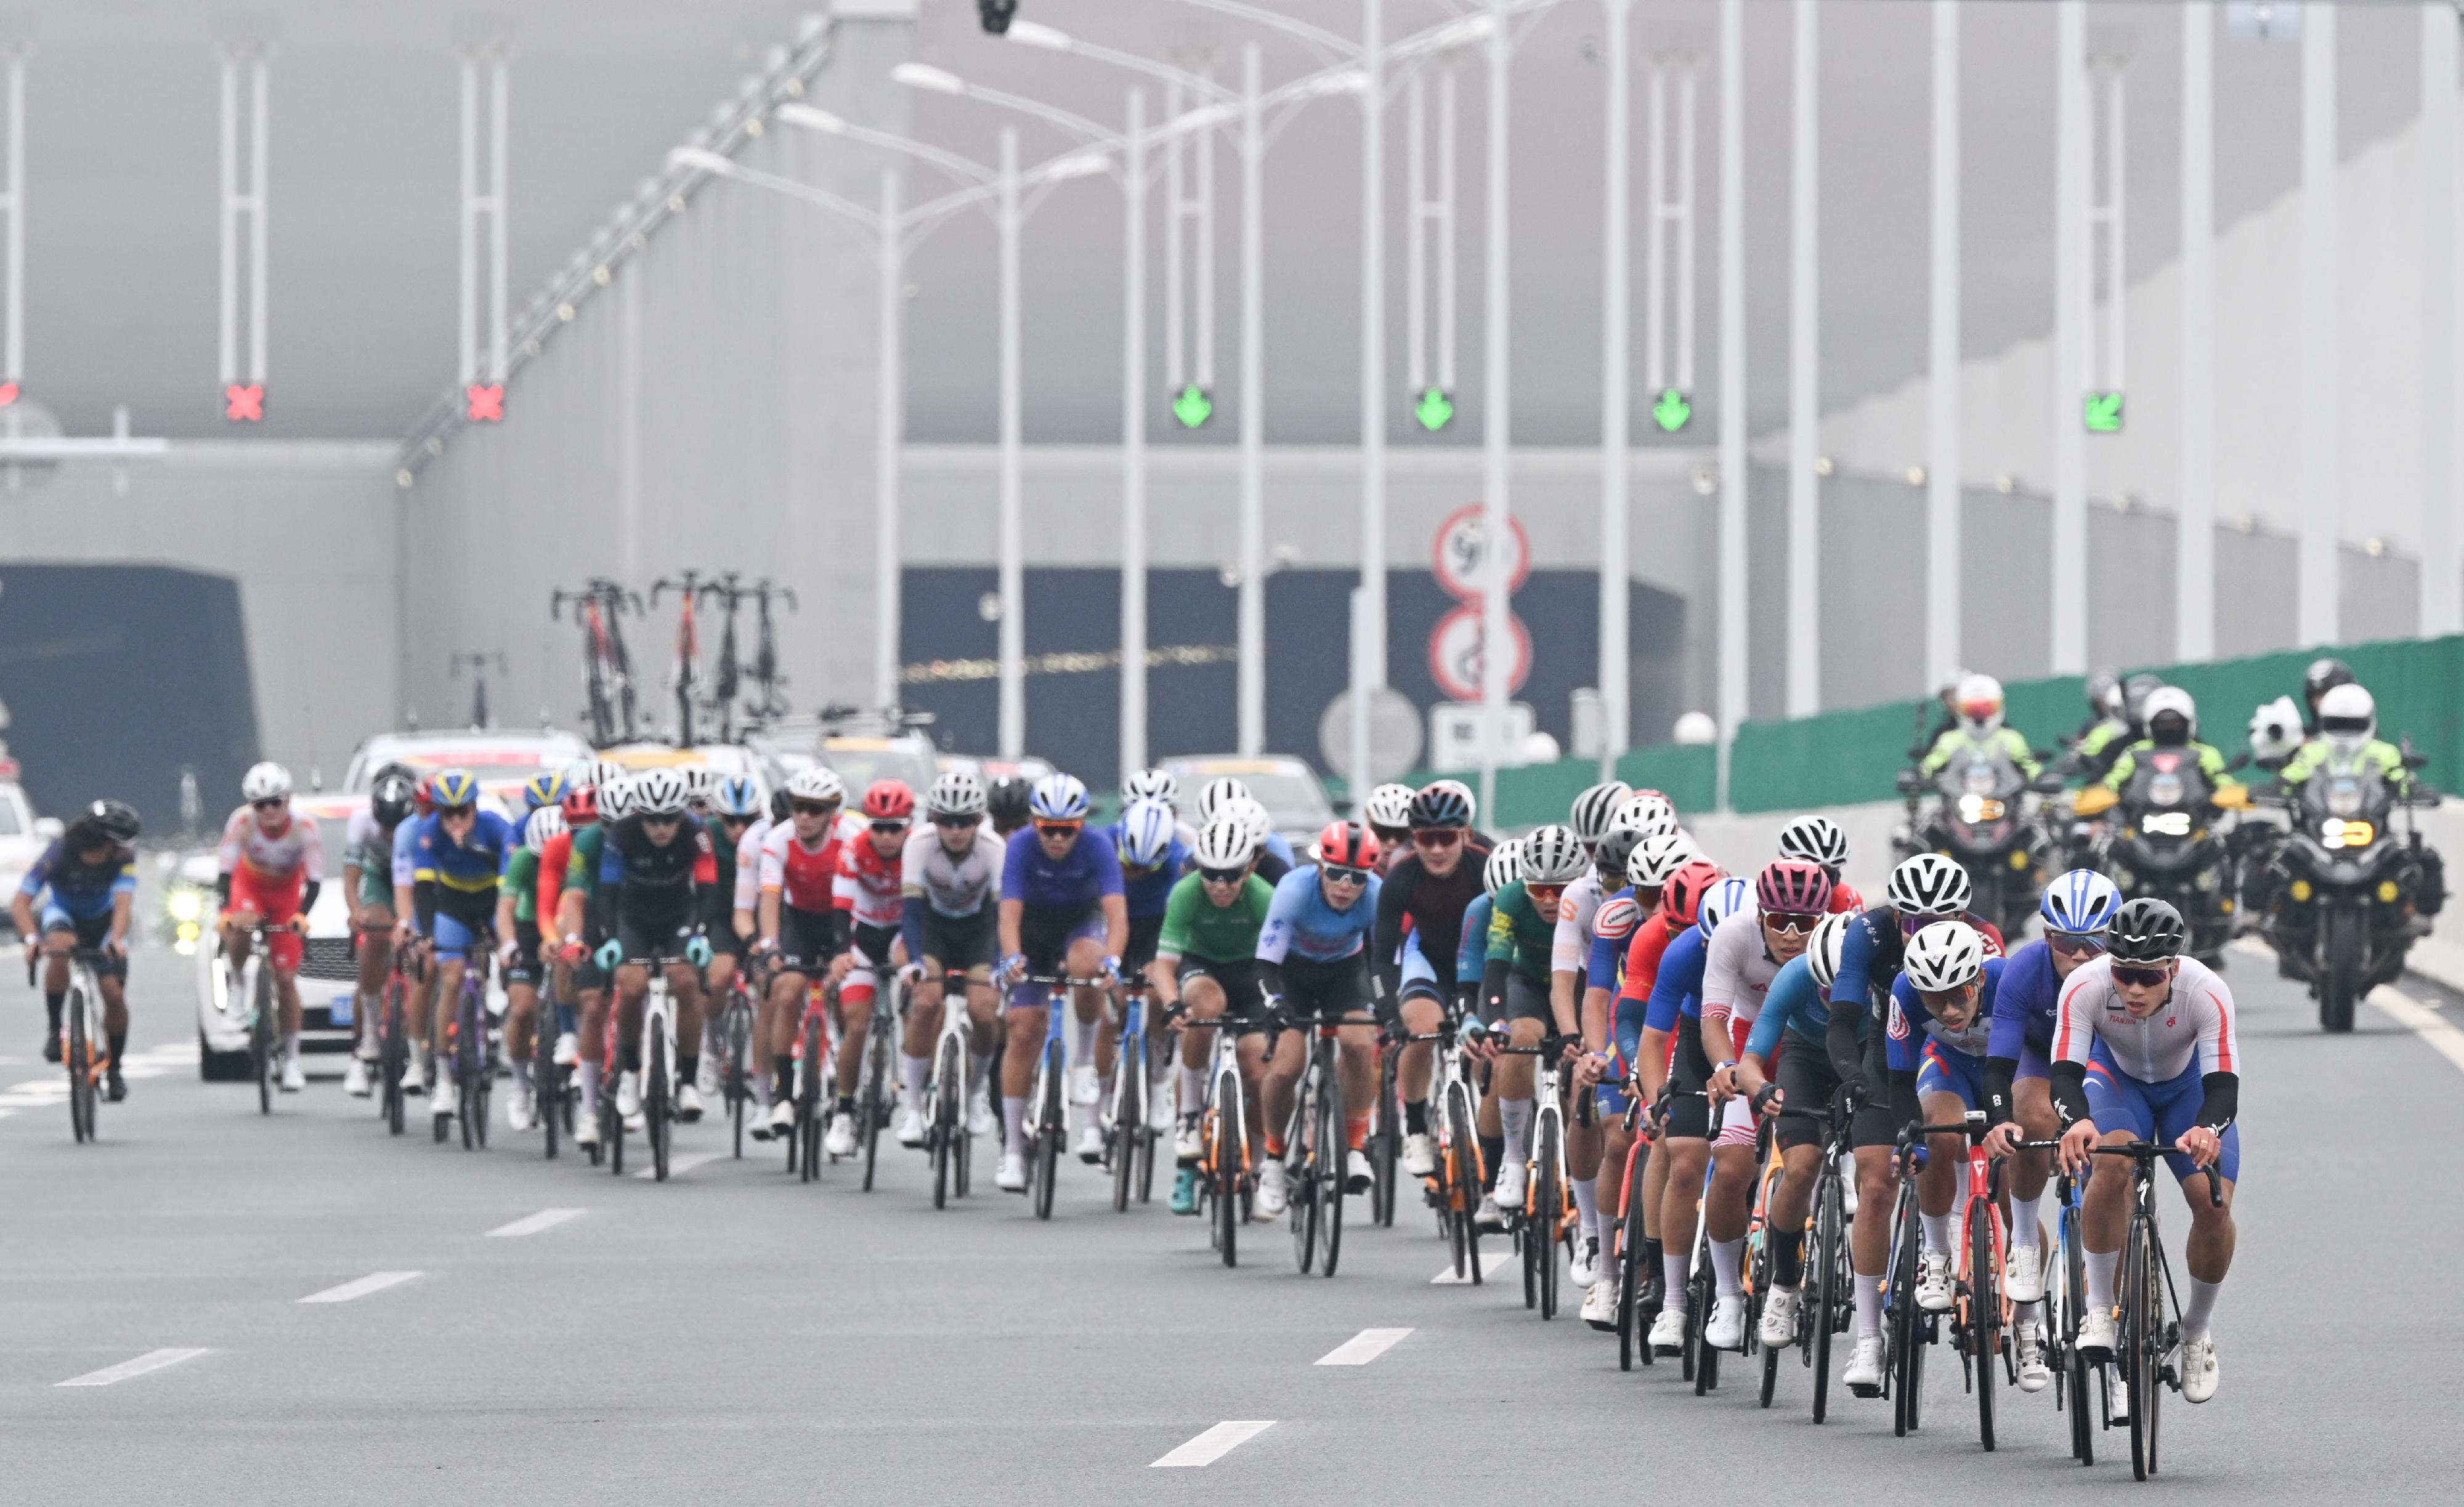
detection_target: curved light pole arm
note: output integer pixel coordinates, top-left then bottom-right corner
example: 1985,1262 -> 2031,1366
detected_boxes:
1165,0 -> 1360,63
667,147 -> 880,229
776,103 -> 993,188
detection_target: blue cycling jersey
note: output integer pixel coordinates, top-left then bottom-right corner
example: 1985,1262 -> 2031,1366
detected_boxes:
1987,940 -> 2063,1061
1743,953 -> 1846,1062
17,839 -> 136,919
1828,905 -> 1903,1020
1001,826 -> 1124,915
1454,893 -> 1495,980
391,818 -> 420,889
1261,830 -> 1296,868
1111,831 -> 1189,919
1257,866 -> 1382,965
410,810 -> 516,894
1585,884 -> 1635,993
1642,926 -> 1709,1033
1886,955 -> 2007,1072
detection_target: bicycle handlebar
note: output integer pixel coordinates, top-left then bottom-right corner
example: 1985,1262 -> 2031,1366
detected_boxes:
2093,1140 -> 2226,1206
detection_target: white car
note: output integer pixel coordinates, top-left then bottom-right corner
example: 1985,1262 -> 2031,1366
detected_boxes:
1160,755 -> 1337,851
342,729 -> 593,804
0,779 -> 66,934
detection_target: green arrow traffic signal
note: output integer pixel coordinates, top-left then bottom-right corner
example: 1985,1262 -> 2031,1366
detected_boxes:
1171,383 -> 1214,429
1413,386 -> 1454,432
1651,387 -> 1692,433
2083,392 -> 2124,434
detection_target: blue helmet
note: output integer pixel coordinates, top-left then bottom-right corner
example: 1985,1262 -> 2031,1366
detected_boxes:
431,769 -> 480,810
522,769 -> 570,811
1027,772 -> 1090,822
1116,798 -> 1178,868
711,774 -> 764,820
2040,868 -> 2122,935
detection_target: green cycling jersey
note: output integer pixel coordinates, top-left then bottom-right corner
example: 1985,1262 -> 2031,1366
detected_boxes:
1156,871 -> 1273,964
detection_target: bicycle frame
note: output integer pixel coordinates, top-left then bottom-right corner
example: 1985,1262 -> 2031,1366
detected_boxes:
1104,978 -> 1156,1210
923,966 -> 978,1207
56,948 -> 111,1143
650,572 -> 714,748
1022,974 -> 1100,1220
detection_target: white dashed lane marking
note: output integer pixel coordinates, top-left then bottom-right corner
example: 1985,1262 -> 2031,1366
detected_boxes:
299,1271 -> 423,1304
57,1349 -> 211,1388
486,1208 -> 585,1238
1430,1251 -> 1512,1285
1315,1327 -> 1412,1365
1151,1421 -> 1275,1468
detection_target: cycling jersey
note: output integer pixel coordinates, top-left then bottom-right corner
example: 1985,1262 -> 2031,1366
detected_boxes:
2053,953 -> 2239,1085
833,830 -> 907,931
1826,902 -> 2004,1083
500,847 -> 539,925
1111,828 -> 1191,919
219,806 -> 324,883
1741,953 -> 1863,1062
596,813 -> 719,919
1256,866 -> 1380,966
758,820 -> 849,915
410,809 -> 515,895
901,824 -> 1003,916
1371,841 -> 1491,998
391,817 -> 419,890
1641,926 -> 1708,1034
1453,893 -> 1494,982
1549,873 -> 1604,974
536,827 -> 577,943
18,838 -> 136,920
342,809 -> 395,879
1583,883 -> 1637,991
1482,883 -> 1555,984
1701,909 -> 1794,1034
1610,915 -> 1681,1063
1000,826 -> 1124,916
1156,871 -> 1274,964
731,815 -> 771,915
1887,955 -> 2006,1067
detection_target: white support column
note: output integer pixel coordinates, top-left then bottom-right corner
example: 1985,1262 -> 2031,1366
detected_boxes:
2177,3 -> 2216,660
1715,0 -> 1745,799
2051,0 -> 2088,675
875,169 -> 903,710
1405,64 -> 1461,416
2421,1 -> 2460,637
487,55 -> 506,387
219,49 -> 270,406
2,49 -> 25,399
1601,0 -> 1635,769
998,127 -> 1027,759
1645,57 -> 1700,416
2297,4 -> 2338,647
1925,0 -> 1960,695
618,269 -> 642,580
1164,68 -> 1219,414
1238,45 -> 1266,755
1122,91 -> 1149,776
1480,0 -> 1512,815
1353,0 -> 1385,804
1164,76 -> 1186,398
1784,0 -> 1817,717
458,53 -> 509,400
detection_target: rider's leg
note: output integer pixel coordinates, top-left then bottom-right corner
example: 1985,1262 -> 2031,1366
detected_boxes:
1496,1014 -> 1544,1176
1335,1021 -> 1377,1153
1180,976 -> 1227,1120
903,971 -> 944,1111
39,929 -> 71,1039
666,959 -> 703,1088
833,977 -> 874,1102
614,963 -> 649,1073
1396,992 -> 1442,1137
1000,1000 -> 1045,1158
1917,1089 -> 1969,1252
1259,1028 -> 1306,1159
1850,1144 -> 1897,1339
1657,1130 -> 1711,1309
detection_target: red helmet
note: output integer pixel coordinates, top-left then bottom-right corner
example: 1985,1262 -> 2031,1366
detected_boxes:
1659,860 -> 1726,929
861,779 -> 915,822
1313,819 -> 1382,871
560,785 -> 599,827
1756,859 -> 1834,916
413,774 -> 438,815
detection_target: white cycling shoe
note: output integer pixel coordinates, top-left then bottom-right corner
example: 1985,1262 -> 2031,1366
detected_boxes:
1474,1192 -> 1506,1231
1401,1133 -> 1437,1178
2075,1304 -> 2119,1361
1570,1237 -> 1601,1288
767,1099 -> 796,1136
1068,1064 -> 1100,1107
432,1077 -> 461,1120
506,1088 -> 535,1134
1254,1158 -> 1290,1218
1705,1295 -> 1748,1352
2175,1333 -> 2219,1404
1915,1248 -> 1956,1312
553,1032 -> 578,1067
694,1054 -> 721,1096
1173,1115 -> 1205,1162
1844,1334 -> 1887,1396
615,1072 -> 643,1127
1759,1286 -> 1802,1349
573,1115 -> 600,1150
2004,1242 -> 2045,1304
675,1084 -> 706,1123
1493,1160 -> 1529,1214
995,1152 -> 1027,1192
968,1091 -> 996,1137
823,1115 -> 857,1158
1581,1275 -> 1619,1330
278,1055 -> 306,1093
343,1059 -> 371,1098
1077,1125 -> 1108,1164
896,1105 -> 928,1147
1344,1149 -> 1375,1194
2014,1316 -> 2053,1394
1647,1307 -> 1689,1357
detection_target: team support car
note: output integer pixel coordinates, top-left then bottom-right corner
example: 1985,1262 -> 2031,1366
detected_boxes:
341,729 -> 592,802
0,772 -> 67,935
1160,754 -> 1337,851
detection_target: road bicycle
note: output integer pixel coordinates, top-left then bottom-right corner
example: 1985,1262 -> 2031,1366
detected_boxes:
437,950 -> 493,1150
715,969 -> 758,1159
1611,1085 -> 1660,1368
650,571 -> 717,749
2086,1140 -> 2224,1481
1273,1005 -> 1379,1277
920,966 -> 980,1209
1883,1125 -> 1940,1436
701,572 -> 746,744
1907,1109 -> 2017,1450
448,649 -> 505,731
1369,1025 -> 1404,1228
1746,1116 -> 1792,1408
1801,1087 -> 1862,1423
1499,1035 -> 1584,1320
1103,977 -> 1161,1211
1179,1009 -> 1252,1267
551,578 -> 642,748
530,960 -> 571,1160
1020,974 -> 1103,1221
790,977 -> 835,1184
375,939 -> 414,1137
221,918 -> 294,1117
638,969 -> 679,1181
853,969 -> 898,1191
744,580 -> 796,725
1400,1019 -> 1484,1286
36,946 -> 113,1143
2045,1161 -> 2097,1465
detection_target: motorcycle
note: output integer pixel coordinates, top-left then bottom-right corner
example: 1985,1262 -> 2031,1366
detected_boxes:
2071,752 -> 2245,966
1894,749 -> 2059,942
2249,749 -> 2442,1033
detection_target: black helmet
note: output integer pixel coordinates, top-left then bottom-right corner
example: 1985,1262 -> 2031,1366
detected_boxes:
83,799 -> 140,846
2105,897 -> 2186,964
986,775 -> 1032,825
1593,828 -> 1644,886
2302,657 -> 2355,710
371,760 -> 418,790
1408,783 -> 1473,831
2122,673 -> 2166,727
769,786 -> 793,823
370,773 -> 418,827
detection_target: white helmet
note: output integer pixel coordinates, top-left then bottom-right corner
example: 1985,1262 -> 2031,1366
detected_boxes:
1193,815 -> 1257,870
1696,875 -> 1757,940
1520,823 -> 1589,884
2248,694 -> 2304,763
1627,830 -> 1696,889
1805,912 -> 1853,990
524,805 -> 568,855
1122,767 -> 1178,807
2317,682 -> 2376,751
241,761 -> 293,802
632,768 -> 690,817
785,767 -> 846,806
1363,783 -> 1417,831
1903,920 -> 1987,993
1116,798 -> 1179,868
1483,840 -> 1526,897
1611,791 -> 1680,841
2142,685 -> 2199,740
1569,782 -> 1634,846
1777,814 -> 1849,874
1886,852 -> 1972,919
926,769 -> 987,819
599,775 -> 640,820
1225,794 -> 1274,851
1195,776 -> 1251,824
1955,673 -> 2005,733
586,758 -> 628,793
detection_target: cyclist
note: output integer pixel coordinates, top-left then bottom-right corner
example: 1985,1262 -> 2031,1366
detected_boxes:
1775,813 -> 1864,912
1977,868 -> 2122,1392
1097,796 -> 1188,1160
495,806 -> 564,1132
985,775 -> 1034,841
753,766 -> 852,1140
1124,766 -> 1200,850
1615,854 -> 1724,1287
1453,840 -> 1524,1222
341,766 -> 418,1095
2053,897 -> 2238,1405
1567,780 -> 1632,852
1916,673 -> 2041,782
1475,823 -> 1587,1237
406,769 -> 515,1121
894,770 -> 1006,1149
1551,823 -> 1647,1295
692,774 -> 767,1101
1252,820 -> 1385,1214
14,799 -> 140,1096
514,768 -> 571,845
549,769 -> 623,1145
1194,777 -> 1297,875
1887,921 -> 2005,1314
1154,815 -> 1276,1216
995,774 -> 1128,1193
1361,782 -> 1416,870
1371,782 -> 1492,1181
217,762 -> 323,1094
590,767 -> 718,1126
822,779 -> 914,1158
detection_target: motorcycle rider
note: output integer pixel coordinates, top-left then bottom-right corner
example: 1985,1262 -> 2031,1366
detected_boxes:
1916,673 -> 2041,782
2070,672 -> 2165,783
2298,657 -> 2357,737
2274,682 -> 2444,916
2099,687 -> 2231,794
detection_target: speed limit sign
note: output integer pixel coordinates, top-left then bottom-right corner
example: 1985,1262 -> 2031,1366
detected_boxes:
1427,602 -> 1532,702
1432,504 -> 1531,601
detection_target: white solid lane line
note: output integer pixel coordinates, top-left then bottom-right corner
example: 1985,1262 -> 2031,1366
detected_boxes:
299,1271 -> 423,1304
2370,984 -> 2464,1074
1151,1420 -> 1275,1468
57,1348 -> 211,1388
487,1207 -> 586,1238
1315,1327 -> 1412,1366
634,1152 -> 720,1181
1430,1251 -> 1513,1285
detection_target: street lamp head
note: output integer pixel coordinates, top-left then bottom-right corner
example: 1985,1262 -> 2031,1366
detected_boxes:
1004,20 -> 1073,51
1039,149 -> 1112,182
1301,68 -> 1371,98
893,62 -> 967,95
777,103 -> 848,135
667,145 -> 736,177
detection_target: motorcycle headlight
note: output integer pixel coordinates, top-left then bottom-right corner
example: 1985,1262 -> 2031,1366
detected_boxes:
2321,818 -> 2376,849
169,890 -> 203,922
2142,812 -> 2192,838
2194,867 -> 2218,891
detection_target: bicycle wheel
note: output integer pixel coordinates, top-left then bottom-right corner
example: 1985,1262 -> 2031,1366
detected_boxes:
2064,1209 -> 2094,1465
1690,1227 -> 1720,1394
1447,1087 -> 1483,1287
253,964 -> 275,1116
726,1012 -> 747,1161
461,995 -> 487,1152
1372,1047 -> 1400,1227
1758,1232 -> 1782,1408
535,1006 -> 561,1160
1317,1049 -> 1345,1277
860,1009 -> 893,1192
1213,1101 -> 1241,1269
1033,1043 -> 1062,1222
1811,1169 -> 1843,1422
606,1081 -> 626,1176
1533,1121 -> 1562,1319
932,1035 -> 963,1210
797,1017 -> 824,1184
1969,1200 -> 1999,1452
1616,1145 -> 1650,1370
1111,1051 -> 1139,1214
63,985 -> 89,1143
2123,1214 -> 2156,1481
383,984 -> 407,1136
1891,1188 -> 1923,1437
647,1032 -> 671,1182
1290,1075 -> 1319,1274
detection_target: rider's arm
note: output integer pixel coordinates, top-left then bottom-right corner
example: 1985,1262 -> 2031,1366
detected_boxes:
1100,894 -> 1129,963
494,891 -> 519,950
1147,953 -> 1181,1008
1369,861 -> 1411,1001
997,897 -> 1023,964
1825,915 -> 1880,1085
2192,973 -> 2242,1133
108,887 -> 134,949
10,855 -> 42,937
413,877 -> 438,934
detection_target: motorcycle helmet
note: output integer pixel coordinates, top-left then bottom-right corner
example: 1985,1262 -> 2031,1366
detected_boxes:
2317,682 -> 2377,754
2122,673 -> 2166,730
2303,657 -> 2356,719
1954,673 -> 2006,736
2086,668 -> 2123,722
2142,686 -> 2198,747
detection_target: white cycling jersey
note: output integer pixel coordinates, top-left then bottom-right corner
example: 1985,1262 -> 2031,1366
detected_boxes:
2053,953 -> 2240,1083
1699,909 -> 1784,1029
731,816 -> 772,915
218,806 -> 323,881
1549,873 -> 1603,974
901,823 -> 1005,916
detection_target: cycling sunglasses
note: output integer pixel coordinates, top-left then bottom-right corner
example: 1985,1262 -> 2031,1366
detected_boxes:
868,819 -> 910,835
1034,820 -> 1084,837
930,814 -> 977,829
251,797 -> 286,811
1411,828 -> 1464,848
2110,963 -> 2171,988
1899,913 -> 1955,937
1762,910 -> 1822,935
641,812 -> 681,826
1320,864 -> 1371,886
1198,866 -> 1249,886
2047,931 -> 2106,958
1526,882 -> 1567,904
790,800 -> 839,817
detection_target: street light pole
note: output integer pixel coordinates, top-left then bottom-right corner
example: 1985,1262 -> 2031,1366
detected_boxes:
1784,0 -> 1817,718
1600,0 -> 1633,776
1353,0 -> 1386,805
1716,0 -> 1746,805
875,168 -> 903,708
2298,6 -> 2340,648
1479,0 -> 1512,817
1122,90 -> 1150,777
999,127 -> 1027,758
1238,44 -> 1267,756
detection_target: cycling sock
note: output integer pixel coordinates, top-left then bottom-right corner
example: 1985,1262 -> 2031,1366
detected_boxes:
511,1059 -> 532,1091
577,1060 -> 601,1115
2008,1192 -> 2042,1250
44,990 -> 63,1032
834,1093 -> 854,1113
1661,1253 -> 1690,1311
1403,1097 -> 1429,1135
1571,1176 -> 1599,1240
1346,1112 -> 1370,1152
1711,1237 -> 1745,1299
1854,1274 -> 1884,1338
2180,1277 -> 2221,1343
1772,1230 -> 1805,1287
1068,1011 -> 1096,1067
901,1052 -> 930,1107
1499,1097 -> 1533,1168
969,1052 -> 993,1094
621,1043 -> 642,1073
1642,1237 -> 1664,1275
283,1032 -> 302,1059
1178,1065 -> 1207,1110
2085,1249 -> 2118,1312
1002,1096 -> 1027,1155
1265,1131 -> 1287,1158
754,1069 -> 772,1109
774,1055 -> 795,1102
108,1028 -> 128,1068
1479,1134 -> 1504,1189
1921,1211 -> 1951,1253
678,1055 -> 699,1088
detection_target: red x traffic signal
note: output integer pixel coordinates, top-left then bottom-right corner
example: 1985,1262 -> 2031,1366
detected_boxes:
224,384 -> 265,422
466,384 -> 505,422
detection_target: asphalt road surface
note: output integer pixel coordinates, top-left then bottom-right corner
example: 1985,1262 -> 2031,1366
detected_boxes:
2,940 -> 2458,1504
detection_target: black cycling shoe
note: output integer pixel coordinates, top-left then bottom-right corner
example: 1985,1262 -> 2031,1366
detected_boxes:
41,1033 -> 62,1065
105,1072 -> 127,1103
1636,1269 -> 1666,1322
